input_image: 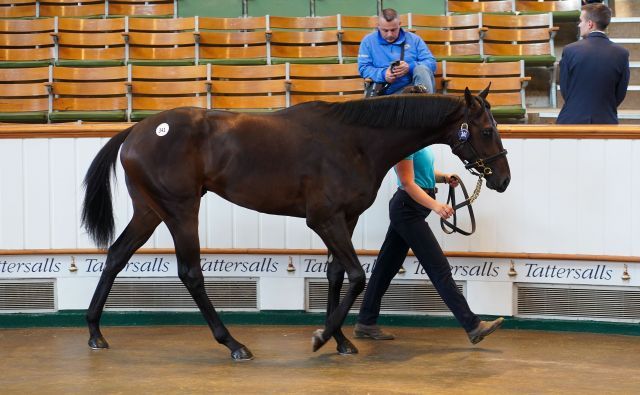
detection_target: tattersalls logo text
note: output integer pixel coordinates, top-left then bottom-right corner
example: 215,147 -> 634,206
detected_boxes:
524,263 -> 612,280
0,258 -> 61,273
199,257 -> 279,273
415,261 -> 500,277
85,257 -> 170,273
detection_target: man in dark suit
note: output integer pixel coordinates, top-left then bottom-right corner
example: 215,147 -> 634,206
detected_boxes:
557,3 -> 630,124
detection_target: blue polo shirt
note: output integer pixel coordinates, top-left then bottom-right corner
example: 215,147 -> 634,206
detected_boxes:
395,147 -> 436,190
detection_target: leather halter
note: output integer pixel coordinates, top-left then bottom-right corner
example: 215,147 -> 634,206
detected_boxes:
440,97 -> 508,235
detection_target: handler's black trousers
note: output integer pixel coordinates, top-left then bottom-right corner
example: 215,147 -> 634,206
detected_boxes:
358,188 -> 481,332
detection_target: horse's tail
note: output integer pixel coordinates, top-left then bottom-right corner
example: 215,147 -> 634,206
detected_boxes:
81,126 -> 133,249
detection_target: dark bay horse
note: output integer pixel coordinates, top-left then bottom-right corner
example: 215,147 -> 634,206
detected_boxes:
82,87 -> 510,361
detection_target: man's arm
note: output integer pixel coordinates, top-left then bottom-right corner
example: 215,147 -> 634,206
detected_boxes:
615,51 -> 630,106
410,37 -> 436,74
357,37 -> 388,83
558,48 -> 570,101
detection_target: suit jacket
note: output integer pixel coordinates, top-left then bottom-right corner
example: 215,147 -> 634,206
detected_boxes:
556,32 -> 630,124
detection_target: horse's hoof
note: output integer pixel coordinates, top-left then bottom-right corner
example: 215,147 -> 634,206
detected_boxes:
88,336 -> 109,350
337,338 -> 359,355
312,329 -> 328,352
231,346 -> 254,361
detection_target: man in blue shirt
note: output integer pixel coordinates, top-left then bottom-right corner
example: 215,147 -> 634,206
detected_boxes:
358,8 -> 437,95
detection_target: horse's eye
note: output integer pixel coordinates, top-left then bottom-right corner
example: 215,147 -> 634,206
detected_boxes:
482,128 -> 493,136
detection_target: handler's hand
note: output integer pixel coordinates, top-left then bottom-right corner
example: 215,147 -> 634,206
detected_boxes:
385,67 -> 397,83
446,174 -> 460,188
434,202 -> 454,219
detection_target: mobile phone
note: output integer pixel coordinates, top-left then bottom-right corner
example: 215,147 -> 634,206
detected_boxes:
390,60 -> 401,69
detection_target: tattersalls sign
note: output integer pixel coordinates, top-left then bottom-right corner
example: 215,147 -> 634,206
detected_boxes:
0,254 -> 637,287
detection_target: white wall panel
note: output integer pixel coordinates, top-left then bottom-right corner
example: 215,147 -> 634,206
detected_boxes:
603,140 -> 632,255
3,137 -> 640,258
50,139 -> 78,248
576,140 -> 606,254
0,139 -> 24,249
23,139 -> 50,248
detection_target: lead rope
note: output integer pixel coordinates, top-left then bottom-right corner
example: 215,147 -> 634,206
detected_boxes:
440,174 -> 483,236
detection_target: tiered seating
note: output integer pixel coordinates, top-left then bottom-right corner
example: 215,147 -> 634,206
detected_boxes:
126,17 -> 196,65
54,17 -> 126,66
48,66 -> 128,122
482,13 -> 558,66
0,66 -> 49,122
129,64 -> 209,121
406,13 -> 483,62
210,64 -> 287,110
197,16 -> 268,65
0,18 -> 55,68
447,1 -> 515,14
268,16 -> 340,64
287,63 -> 363,104
443,60 -> 530,119
0,0 -> 37,18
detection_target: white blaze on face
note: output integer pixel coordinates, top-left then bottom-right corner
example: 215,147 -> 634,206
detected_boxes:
156,123 -> 169,136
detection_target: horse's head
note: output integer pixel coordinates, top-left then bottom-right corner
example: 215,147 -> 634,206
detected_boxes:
449,85 -> 510,192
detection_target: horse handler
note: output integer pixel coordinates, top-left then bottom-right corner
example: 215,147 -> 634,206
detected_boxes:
354,147 -> 504,344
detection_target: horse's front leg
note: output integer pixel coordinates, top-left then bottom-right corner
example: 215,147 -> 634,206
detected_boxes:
310,214 -> 366,352
165,209 -> 253,361
325,257 -> 358,355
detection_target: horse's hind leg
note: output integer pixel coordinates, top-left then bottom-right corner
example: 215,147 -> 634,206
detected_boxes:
87,207 -> 161,349
164,205 -> 253,361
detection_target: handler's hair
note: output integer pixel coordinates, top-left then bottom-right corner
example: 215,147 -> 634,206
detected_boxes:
582,3 -> 611,30
380,8 -> 398,22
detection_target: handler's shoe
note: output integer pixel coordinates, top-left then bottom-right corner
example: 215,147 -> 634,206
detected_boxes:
354,323 -> 395,340
467,317 -> 504,345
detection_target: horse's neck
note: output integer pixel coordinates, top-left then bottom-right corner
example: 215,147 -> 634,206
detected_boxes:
363,125 -> 452,180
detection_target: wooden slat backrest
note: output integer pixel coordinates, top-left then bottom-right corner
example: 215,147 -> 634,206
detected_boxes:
132,96 -> 206,110
446,76 -> 524,91
40,1 -> 105,17
482,13 -> 552,28
415,28 -> 481,43
446,91 -> 522,106
428,43 -> 481,57
0,0 -> 34,4
0,82 -> 48,97
132,64 -> 207,79
211,95 -> 286,109
0,33 -> 54,47
58,17 -> 126,32
288,78 -> 363,93
270,15 -> 338,30
445,61 -> 520,76
132,81 -> 208,95
0,98 -> 48,111
128,17 -> 195,32
109,3 -> 174,16
199,16 -> 267,31
211,79 -> 286,94
57,32 -> 126,46
58,46 -> 126,60
341,15 -> 378,29
0,47 -> 52,61
515,0 -> 581,12
0,18 -> 55,33
0,67 -> 49,82
290,93 -> 362,105
53,66 -> 127,80
0,33 -> 54,61
52,81 -> 128,95
0,4 -> 36,18
447,1 -> 515,13
129,46 -> 195,60
198,31 -> 266,46
410,13 -> 480,29
269,30 -> 339,45
211,64 -> 285,79
54,96 -> 127,110
483,42 -> 551,56
483,28 -> 553,43
127,31 -> 195,46
200,45 -> 267,59
270,45 -> 339,58
341,30 -> 369,44
288,63 -> 359,78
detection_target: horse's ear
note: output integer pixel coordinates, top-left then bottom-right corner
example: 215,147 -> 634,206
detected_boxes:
464,87 -> 473,107
479,83 -> 491,99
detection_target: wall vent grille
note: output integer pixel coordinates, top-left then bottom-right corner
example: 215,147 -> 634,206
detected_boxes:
517,284 -> 640,322
0,280 -> 56,312
306,279 -> 463,314
105,278 -> 258,311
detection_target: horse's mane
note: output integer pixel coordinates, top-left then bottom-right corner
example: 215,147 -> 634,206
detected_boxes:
323,94 -> 463,130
